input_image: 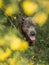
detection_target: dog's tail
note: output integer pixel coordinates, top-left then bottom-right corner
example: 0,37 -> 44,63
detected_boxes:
18,12 -> 25,23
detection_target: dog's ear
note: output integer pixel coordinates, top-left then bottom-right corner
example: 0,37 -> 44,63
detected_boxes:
18,12 -> 25,23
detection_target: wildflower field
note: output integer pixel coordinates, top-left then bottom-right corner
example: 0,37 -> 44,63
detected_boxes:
0,0 -> 49,65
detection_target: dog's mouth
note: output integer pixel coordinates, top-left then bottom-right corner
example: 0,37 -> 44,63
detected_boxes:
28,32 -> 36,41
29,35 -> 35,41
27,32 -> 36,41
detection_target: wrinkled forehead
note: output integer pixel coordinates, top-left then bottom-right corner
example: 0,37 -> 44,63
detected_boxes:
25,17 -> 32,24
29,26 -> 35,31
24,17 -> 36,27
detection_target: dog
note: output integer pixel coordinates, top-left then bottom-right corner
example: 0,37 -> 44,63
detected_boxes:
18,13 -> 37,46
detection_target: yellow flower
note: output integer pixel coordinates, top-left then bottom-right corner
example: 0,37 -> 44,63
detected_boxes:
5,5 -> 19,16
32,12 -> 48,26
4,35 -> 28,51
5,6 -> 13,16
0,0 -> 3,8
22,1 -> 38,16
5,48 -> 11,58
10,36 -> 22,51
0,48 -> 5,61
19,41 -> 28,51
9,35 -> 28,51
0,48 -> 11,61
0,48 -> 4,55
13,16 -> 17,20
8,58 -> 16,65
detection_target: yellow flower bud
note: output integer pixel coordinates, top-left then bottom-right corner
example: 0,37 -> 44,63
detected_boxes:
0,0 -> 3,8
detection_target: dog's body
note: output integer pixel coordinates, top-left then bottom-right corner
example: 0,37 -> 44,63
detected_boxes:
18,13 -> 37,46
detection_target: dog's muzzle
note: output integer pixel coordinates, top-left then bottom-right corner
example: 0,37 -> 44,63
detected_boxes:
29,31 -> 36,41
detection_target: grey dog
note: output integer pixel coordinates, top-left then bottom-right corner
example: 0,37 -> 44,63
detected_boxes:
18,13 -> 37,46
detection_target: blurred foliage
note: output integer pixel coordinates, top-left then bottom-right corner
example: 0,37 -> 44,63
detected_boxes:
0,0 -> 49,65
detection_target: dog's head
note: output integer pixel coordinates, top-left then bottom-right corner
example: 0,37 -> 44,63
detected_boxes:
18,13 -> 37,42
22,17 -> 37,42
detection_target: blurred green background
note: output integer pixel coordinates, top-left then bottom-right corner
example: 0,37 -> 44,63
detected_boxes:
0,0 -> 49,65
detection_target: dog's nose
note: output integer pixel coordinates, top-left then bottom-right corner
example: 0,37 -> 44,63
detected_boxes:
30,31 -> 35,36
